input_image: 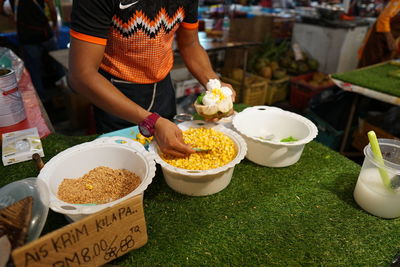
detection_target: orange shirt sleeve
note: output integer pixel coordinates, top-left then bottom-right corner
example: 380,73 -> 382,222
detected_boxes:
181,22 -> 199,30
376,0 -> 400,32
70,29 -> 107,46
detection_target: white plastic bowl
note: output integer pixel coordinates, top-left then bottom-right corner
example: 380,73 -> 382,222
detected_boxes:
149,121 -> 247,196
232,106 -> 318,167
38,136 -> 156,221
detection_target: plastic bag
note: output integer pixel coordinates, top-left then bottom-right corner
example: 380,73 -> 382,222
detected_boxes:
0,46 -> 24,81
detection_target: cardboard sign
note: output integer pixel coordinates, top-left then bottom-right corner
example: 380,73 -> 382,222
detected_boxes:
12,195 -> 147,267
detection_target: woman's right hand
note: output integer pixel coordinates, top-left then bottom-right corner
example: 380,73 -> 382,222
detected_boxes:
153,118 -> 195,157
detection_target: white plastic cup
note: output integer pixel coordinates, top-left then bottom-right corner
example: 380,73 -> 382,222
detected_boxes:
353,139 -> 400,219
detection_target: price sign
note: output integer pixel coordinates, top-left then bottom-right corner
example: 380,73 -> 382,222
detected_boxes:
12,195 -> 147,267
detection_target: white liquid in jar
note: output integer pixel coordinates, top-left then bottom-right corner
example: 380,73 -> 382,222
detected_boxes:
354,168 -> 400,219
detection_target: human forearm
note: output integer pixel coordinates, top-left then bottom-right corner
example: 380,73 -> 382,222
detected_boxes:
177,30 -> 219,87
180,45 -> 219,86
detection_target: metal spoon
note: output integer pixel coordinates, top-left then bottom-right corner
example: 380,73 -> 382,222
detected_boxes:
193,148 -> 211,152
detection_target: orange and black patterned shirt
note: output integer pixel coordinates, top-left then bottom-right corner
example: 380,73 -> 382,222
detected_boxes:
70,0 -> 199,84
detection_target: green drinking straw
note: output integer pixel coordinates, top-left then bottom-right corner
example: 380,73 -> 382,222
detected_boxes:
367,130 -> 392,190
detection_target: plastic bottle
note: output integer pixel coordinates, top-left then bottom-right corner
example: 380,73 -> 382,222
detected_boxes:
222,16 -> 230,41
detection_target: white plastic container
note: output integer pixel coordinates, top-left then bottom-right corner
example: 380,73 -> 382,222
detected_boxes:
149,121 -> 247,196
232,106 -> 318,167
0,68 -> 26,127
354,139 -> 400,219
38,136 -> 156,221
0,178 -> 49,243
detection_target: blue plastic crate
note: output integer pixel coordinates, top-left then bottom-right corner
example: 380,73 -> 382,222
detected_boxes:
305,111 -> 343,150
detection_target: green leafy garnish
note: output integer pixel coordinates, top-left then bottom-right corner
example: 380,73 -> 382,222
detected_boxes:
197,93 -> 205,104
280,136 -> 298,142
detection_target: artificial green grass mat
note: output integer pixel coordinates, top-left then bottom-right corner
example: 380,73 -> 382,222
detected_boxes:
332,62 -> 400,97
2,134 -> 400,266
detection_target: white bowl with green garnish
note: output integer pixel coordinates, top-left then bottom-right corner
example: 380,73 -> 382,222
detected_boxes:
232,106 -> 318,167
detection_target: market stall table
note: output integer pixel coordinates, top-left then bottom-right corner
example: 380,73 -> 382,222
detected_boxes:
1,108 -> 400,265
292,19 -> 370,74
331,61 -> 400,155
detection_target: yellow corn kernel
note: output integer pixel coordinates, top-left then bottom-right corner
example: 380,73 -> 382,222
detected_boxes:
85,184 -> 93,190
135,133 -> 153,145
160,127 -> 236,170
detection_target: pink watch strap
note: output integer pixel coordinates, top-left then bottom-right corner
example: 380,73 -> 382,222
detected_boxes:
146,113 -> 160,125
139,112 -> 160,137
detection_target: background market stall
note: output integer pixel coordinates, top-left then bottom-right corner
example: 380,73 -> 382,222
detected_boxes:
332,61 -> 400,155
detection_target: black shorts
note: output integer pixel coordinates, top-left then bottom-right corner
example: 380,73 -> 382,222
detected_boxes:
95,69 -> 177,134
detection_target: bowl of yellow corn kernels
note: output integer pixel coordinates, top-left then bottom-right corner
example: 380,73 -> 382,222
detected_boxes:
149,120 -> 247,196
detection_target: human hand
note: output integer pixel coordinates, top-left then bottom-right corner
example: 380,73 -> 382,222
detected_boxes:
203,108 -> 234,123
153,118 -> 194,157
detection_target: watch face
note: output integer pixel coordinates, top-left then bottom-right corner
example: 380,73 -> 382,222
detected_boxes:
139,113 -> 159,137
139,124 -> 151,137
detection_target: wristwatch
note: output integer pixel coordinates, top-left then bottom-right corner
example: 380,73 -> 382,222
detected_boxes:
138,113 -> 161,137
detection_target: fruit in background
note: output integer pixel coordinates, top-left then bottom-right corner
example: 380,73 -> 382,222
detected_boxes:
270,61 -> 279,72
254,58 -> 271,73
279,57 -> 291,68
249,38 -> 320,77
299,72 -> 333,89
255,61 -> 266,72
308,80 -> 320,88
311,72 -> 326,83
297,61 -> 310,74
307,58 -> 319,71
272,68 -> 287,80
288,61 -> 298,74
260,66 -> 272,79
231,68 -> 244,81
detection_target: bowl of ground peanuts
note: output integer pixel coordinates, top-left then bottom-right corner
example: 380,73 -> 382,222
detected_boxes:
38,136 -> 156,221
149,120 -> 247,196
